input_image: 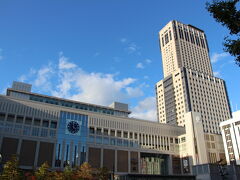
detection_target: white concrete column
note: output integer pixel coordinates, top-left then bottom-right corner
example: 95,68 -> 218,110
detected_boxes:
153,135 -> 155,148
160,136 -> 162,150
232,125 -> 240,164
114,150 -> 117,173
145,134 -> 149,144
34,141 -> 40,167
16,138 -> 22,156
138,133 -> 141,146
150,135 -> 152,147
168,155 -> 173,175
148,135 -> 150,147
128,151 -> 131,173
167,137 -> 170,150
138,151 -> 141,174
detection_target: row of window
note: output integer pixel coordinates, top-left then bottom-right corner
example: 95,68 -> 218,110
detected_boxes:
208,152 -> 218,164
162,29 -> 172,47
89,115 -> 178,135
88,135 -> 139,148
180,44 -> 210,74
89,127 -> 179,147
0,121 -> 56,138
0,112 -> 57,129
89,127 -> 138,139
176,25 -> 206,48
189,74 -> 222,84
0,101 -> 58,120
28,94 -> 128,117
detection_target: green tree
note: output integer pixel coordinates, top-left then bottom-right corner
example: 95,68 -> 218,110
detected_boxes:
75,162 -> 93,180
206,0 -> 240,66
97,167 -> 109,180
35,162 -> 54,180
0,155 -> 21,180
62,165 -> 74,180
51,171 -> 64,180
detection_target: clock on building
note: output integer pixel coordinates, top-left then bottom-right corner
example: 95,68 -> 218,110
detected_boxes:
66,120 -> 80,134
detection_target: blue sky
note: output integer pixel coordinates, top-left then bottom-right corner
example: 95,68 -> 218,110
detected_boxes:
0,0 -> 239,121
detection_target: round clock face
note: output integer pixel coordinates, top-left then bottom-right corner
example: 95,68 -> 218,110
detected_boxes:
67,121 -> 80,134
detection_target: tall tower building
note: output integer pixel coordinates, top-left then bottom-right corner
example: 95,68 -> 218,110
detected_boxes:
159,20 -> 213,77
156,20 -> 232,167
156,20 -> 232,134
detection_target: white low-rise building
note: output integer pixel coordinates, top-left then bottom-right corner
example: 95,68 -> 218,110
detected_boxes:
220,111 -> 240,165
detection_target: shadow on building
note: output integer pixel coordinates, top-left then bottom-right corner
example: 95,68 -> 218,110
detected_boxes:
193,163 -> 240,180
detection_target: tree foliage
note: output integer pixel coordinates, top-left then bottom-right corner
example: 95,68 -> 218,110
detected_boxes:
35,162 -> 54,180
0,159 -> 109,180
75,162 -> 93,180
62,165 -> 74,180
97,167 -> 109,180
0,155 -> 21,180
206,0 -> 240,66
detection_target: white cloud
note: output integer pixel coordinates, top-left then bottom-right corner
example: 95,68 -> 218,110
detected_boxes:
130,97 -> 157,121
136,59 -> 152,70
143,75 -> 149,79
21,53 -> 145,107
139,82 -> 150,88
121,39 -> 141,55
145,59 -> 152,64
211,52 -> 229,63
120,38 -> 127,43
126,87 -> 144,97
33,63 -> 54,92
136,62 -> 144,69
54,70 -> 139,105
127,43 -> 137,53
1,87 -> 7,95
59,54 -> 77,70
18,68 -> 36,82
0,83 -> 11,95
213,71 -> 221,77
18,75 -> 27,82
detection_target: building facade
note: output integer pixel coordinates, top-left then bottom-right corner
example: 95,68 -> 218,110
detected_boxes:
0,82 -> 188,176
220,111 -> 240,165
156,20 -> 231,166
